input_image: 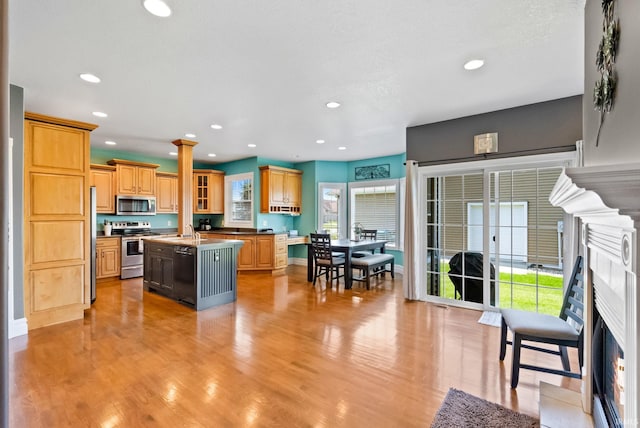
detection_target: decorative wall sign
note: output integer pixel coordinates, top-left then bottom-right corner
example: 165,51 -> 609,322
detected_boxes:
355,164 -> 390,180
474,132 -> 498,154
594,0 -> 620,147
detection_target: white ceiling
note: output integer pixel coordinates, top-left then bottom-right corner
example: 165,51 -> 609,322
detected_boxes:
9,1 -> 585,164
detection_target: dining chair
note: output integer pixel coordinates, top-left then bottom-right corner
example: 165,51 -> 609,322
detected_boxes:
352,229 -> 378,258
310,233 -> 345,287
499,256 -> 584,388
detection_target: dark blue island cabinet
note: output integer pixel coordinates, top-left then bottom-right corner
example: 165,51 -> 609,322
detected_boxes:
143,237 -> 243,310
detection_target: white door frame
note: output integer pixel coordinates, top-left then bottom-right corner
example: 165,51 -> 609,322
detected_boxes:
419,151 -> 577,310
317,182 -> 347,239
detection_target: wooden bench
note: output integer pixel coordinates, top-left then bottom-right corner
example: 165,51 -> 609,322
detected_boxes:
351,253 -> 394,289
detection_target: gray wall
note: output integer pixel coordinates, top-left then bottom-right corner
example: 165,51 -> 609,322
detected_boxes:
583,0 -> 640,166
406,96 -> 582,164
10,84 -> 24,319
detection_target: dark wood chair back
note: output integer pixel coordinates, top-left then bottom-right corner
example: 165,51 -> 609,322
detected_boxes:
360,229 -> 377,240
310,233 -> 333,261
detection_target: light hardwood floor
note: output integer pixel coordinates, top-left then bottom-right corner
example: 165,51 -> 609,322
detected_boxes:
9,266 -> 581,427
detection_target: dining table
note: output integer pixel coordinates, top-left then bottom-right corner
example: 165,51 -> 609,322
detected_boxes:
306,239 -> 388,289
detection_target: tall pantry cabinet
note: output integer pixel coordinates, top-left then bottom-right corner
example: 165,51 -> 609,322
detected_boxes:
23,112 -> 97,330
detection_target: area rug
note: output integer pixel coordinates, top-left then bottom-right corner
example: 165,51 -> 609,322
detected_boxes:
431,388 -> 539,427
478,310 -> 502,327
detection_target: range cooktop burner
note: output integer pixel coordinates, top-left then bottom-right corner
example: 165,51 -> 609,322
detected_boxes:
111,221 -> 154,238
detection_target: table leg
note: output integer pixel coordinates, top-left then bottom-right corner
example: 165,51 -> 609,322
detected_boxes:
344,251 -> 352,289
307,245 -> 314,282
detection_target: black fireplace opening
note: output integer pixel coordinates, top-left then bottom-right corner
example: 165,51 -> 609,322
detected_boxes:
592,312 -> 624,428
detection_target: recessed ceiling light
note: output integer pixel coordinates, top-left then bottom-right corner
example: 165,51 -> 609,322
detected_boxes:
80,73 -> 100,83
210,124 -> 223,130
185,133 -> 196,138
208,153 -> 217,157
248,144 -> 256,148
338,146 -> 346,150
143,0 -> 172,17
169,152 -> 177,156
326,101 -> 341,109
463,59 -> 484,70
316,139 -> 325,144
105,140 -> 116,145
92,111 -> 108,118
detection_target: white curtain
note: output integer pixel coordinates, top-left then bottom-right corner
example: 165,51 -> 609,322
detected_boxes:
403,160 -> 423,300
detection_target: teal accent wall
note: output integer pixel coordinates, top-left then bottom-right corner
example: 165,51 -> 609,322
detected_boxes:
316,161 -> 349,182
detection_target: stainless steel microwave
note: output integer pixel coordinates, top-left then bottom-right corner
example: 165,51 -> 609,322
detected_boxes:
116,195 -> 156,216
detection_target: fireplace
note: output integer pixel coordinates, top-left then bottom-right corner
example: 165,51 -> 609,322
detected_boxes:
593,314 -> 624,427
549,163 -> 639,426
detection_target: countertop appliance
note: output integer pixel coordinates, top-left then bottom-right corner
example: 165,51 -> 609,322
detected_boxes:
115,195 -> 156,216
113,221 -> 159,279
198,218 -> 212,231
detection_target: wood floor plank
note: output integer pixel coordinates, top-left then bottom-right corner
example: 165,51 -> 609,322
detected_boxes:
9,266 -> 581,427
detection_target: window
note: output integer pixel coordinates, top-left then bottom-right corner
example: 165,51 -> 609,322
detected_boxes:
317,183 -> 347,239
224,172 -> 253,227
349,179 -> 404,249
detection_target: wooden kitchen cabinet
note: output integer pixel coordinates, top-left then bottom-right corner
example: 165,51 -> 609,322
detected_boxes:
156,172 -> 178,213
204,233 -> 287,272
143,243 -> 174,297
274,234 -> 288,269
236,236 -> 256,269
259,165 -> 302,214
96,237 -> 121,279
24,112 -> 97,330
107,159 -> 159,196
255,235 -> 275,268
90,164 -> 116,213
193,169 -> 224,214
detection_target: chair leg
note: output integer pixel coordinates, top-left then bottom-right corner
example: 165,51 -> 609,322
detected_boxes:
499,317 -> 508,361
511,334 -> 522,388
313,265 -> 319,286
390,260 -> 394,279
559,346 -> 571,371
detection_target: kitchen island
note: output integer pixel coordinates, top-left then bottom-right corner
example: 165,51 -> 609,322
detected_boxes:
142,236 -> 243,310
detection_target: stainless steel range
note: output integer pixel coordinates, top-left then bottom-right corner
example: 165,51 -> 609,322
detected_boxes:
112,221 -> 158,279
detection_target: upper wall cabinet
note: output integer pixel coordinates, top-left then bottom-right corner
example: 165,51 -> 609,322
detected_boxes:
90,164 -> 116,213
259,165 -> 302,214
156,172 -> 178,214
107,159 -> 159,196
193,169 -> 224,214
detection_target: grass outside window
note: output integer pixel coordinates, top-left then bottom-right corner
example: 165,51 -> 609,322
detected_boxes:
434,262 -> 564,315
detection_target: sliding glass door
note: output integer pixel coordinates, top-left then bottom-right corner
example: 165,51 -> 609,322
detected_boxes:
422,153 -> 575,313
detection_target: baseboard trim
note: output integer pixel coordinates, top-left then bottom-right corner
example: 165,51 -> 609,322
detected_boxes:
289,257 -> 307,266
9,317 -> 28,339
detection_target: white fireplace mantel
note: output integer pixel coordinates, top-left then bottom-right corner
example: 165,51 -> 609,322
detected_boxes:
549,163 -> 639,427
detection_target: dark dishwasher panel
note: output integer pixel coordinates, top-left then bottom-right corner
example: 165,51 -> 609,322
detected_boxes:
173,246 -> 196,306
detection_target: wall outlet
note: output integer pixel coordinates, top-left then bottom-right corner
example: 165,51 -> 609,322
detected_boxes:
262,220 -> 268,227
168,220 -> 172,226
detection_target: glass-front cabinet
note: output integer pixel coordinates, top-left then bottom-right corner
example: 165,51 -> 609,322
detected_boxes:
193,169 -> 224,214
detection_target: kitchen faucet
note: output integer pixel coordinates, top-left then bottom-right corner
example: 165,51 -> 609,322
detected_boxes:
186,224 -> 201,241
